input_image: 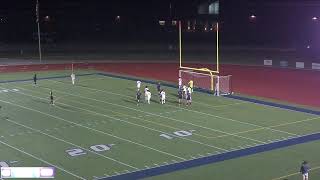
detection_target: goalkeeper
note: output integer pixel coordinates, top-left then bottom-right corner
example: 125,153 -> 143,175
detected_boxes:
188,80 -> 194,92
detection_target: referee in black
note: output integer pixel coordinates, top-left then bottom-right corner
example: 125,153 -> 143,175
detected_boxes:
33,73 -> 37,85
50,90 -> 54,105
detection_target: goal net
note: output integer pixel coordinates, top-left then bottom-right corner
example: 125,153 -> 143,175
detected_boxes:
179,69 -> 232,96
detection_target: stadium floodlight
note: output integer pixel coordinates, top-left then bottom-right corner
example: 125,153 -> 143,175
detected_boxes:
312,16 -> 318,21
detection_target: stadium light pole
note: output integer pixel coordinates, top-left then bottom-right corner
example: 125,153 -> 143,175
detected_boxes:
36,0 -> 42,63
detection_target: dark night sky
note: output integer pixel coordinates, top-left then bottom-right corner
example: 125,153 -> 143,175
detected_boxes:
1,0 -> 320,47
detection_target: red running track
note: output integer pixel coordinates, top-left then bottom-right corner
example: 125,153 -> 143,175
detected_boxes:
1,63 -> 318,107
95,63 -> 320,108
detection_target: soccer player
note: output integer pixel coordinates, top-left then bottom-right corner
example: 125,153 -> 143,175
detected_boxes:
146,90 -> 151,104
33,74 -> 37,85
178,76 -> 182,89
136,90 -> 141,105
50,90 -> 54,105
71,73 -> 75,85
160,89 -> 166,104
178,88 -> 183,105
157,82 -> 161,92
186,89 -> 192,106
137,80 -> 141,90
182,85 -> 187,97
300,161 -> 310,180
188,80 -> 194,92
144,86 -> 149,102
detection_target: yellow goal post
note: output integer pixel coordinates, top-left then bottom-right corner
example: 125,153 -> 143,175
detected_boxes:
178,21 -> 219,74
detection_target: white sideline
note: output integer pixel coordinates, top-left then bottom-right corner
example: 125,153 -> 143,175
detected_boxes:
0,99 -> 186,161
0,140 -> 87,180
11,86 -> 228,152
3,118 -> 138,170
49,79 -> 298,136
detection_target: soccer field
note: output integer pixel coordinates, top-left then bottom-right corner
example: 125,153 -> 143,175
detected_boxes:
0,69 -> 320,180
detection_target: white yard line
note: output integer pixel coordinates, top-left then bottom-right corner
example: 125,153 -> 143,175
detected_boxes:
3,118 -> 138,170
0,140 -> 87,180
39,83 -> 267,144
0,99 -> 186,161
9,87 -> 228,152
172,106 -> 298,136
49,80 -> 298,136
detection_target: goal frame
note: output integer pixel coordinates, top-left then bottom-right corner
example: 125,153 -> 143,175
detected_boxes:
179,69 -> 232,96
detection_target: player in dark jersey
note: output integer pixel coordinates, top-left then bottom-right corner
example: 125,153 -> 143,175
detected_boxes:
33,74 -> 37,85
186,91 -> 191,106
178,89 -> 183,105
50,90 -> 54,105
157,82 -> 161,103
136,90 -> 141,105
157,82 -> 161,92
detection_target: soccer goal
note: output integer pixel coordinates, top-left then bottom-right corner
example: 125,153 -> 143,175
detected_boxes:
179,69 -> 232,96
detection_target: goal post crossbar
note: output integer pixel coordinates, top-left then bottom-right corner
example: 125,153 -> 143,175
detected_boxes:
178,21 -> 219,73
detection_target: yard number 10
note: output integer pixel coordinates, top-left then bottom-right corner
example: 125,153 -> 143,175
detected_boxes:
160,130 -> 193,140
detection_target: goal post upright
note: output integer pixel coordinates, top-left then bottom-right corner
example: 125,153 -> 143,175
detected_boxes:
216,22 -> 219,73
178,21 -> 220,74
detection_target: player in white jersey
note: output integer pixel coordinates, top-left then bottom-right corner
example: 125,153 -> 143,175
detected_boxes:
144,86 -> 149,102
71,73 -> 75,85
137,80 -> 141,90
160,89 -> 166,104
178,77 -> 182,89
146,90 -> 151,104
182,85 -> 187,96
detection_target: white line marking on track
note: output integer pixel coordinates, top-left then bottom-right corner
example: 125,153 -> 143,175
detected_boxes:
0,140 -> 87,180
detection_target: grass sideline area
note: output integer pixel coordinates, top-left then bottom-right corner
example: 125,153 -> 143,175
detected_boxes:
0,70 -> 319,180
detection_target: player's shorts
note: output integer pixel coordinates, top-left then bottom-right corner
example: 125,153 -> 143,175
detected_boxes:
302,173 -> 308,179
187,95 -> 191,100
178,95 -> 182,99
